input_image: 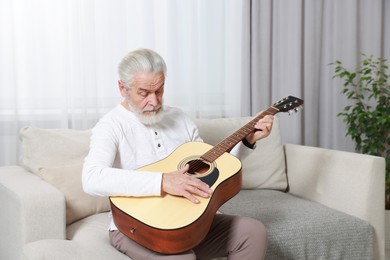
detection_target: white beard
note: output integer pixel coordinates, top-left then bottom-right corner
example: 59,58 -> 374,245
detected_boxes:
127,101 -> 164,126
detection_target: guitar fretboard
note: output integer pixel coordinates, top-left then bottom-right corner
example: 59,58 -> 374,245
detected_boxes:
200,106 -> 279,163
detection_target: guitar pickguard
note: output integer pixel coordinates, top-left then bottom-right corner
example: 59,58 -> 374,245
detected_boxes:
197,167 -> 219,187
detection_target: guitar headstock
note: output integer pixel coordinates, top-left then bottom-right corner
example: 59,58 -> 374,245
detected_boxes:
272,96 -> 304,114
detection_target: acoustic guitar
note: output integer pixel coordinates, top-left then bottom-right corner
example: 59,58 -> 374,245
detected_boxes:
110,96 -> 303,254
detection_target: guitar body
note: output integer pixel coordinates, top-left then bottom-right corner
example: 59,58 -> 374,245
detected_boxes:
109,141 -> 242,254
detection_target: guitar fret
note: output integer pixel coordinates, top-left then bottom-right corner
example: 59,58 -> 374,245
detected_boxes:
219,142 -> 230,150
237,129 -> 247,137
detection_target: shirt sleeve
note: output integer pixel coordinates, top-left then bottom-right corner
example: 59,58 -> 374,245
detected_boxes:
82,119 -> 162,197
230,141 -> 254,160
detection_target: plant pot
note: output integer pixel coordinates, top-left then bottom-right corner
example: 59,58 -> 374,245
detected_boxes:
387,193 -> 390,210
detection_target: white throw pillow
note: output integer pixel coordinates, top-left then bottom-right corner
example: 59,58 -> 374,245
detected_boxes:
194,116 -> 287,191
38,163 -> 110,224
19,126 -> 91,175
19,127 -> 110,224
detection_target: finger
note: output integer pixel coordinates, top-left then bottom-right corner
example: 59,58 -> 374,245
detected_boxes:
189,184 -> 212,198
182,190 -> 200,204
179,164 -> 190,174
257,115 -> 273,125
255,118 -> 273,131
260,122 -> 271,132
187,178 -> 212,194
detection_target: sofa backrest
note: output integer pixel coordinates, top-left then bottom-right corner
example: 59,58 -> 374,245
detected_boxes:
19,116 -> 288,191
18,116 -> 287,224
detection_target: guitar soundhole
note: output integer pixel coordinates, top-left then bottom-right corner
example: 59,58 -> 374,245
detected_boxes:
187,159 -> 210,175
178,156 -> 219,186
178,156 -> 216,177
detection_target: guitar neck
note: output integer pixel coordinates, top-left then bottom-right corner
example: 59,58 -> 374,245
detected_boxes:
200,106 -> 279,163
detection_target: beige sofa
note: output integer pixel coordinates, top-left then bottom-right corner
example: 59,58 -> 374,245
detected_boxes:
0,117 -> 385,260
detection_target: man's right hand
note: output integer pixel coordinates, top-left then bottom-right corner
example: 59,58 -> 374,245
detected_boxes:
161,164 -> 213,204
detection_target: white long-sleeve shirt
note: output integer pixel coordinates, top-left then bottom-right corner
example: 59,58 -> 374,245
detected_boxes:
82,104 -> 253,230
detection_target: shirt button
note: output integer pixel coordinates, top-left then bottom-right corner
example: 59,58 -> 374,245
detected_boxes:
155,131 -> 158,135
157,144 -> 161,148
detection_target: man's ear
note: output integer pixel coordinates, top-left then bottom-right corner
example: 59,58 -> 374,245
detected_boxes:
118,80 -> 127,98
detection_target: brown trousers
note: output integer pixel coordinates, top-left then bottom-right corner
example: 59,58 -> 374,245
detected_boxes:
109,214 -> 267,260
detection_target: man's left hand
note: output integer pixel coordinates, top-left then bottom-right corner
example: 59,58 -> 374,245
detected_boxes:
244,114 -> 274,145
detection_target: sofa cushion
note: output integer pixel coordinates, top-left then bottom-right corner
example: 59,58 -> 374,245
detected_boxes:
219,189 -> 374,259
23,239 -> 89,260
66,213 -> 130,259
194,116 -> 287,191
19,126 -> 91,175
38,164 -> 110,225
23,235 -> 129,260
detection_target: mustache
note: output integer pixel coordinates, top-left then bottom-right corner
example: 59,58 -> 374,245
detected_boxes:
143,105 -> 162,112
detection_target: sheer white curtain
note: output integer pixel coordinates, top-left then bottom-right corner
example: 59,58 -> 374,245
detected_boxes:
0,0 -> 244,165
1,0 -> 389,166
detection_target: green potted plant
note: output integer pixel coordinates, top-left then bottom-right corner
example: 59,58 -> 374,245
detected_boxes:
331,54 -> 390,209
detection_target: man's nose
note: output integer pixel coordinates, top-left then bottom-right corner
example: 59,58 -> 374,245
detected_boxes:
147,93 -> 159,106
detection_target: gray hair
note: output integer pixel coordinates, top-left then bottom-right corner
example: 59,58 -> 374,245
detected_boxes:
118,48 -> 167,88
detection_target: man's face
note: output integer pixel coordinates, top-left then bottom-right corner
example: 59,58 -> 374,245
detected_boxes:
119,72 -> 165,125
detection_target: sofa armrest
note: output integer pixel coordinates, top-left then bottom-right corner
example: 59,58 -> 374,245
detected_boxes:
284,144 -> 385,260
0,166 -> 66,260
